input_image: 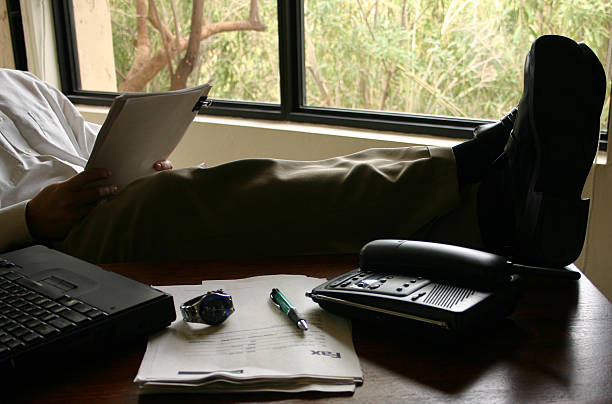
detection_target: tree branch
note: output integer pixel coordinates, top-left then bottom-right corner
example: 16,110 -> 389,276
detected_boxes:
148,0 -> 174,77
200,16 -> 266,39
147,0 -> 173,39
380,67 -> 395,110
120,0 -> 152,92
171,0 -> 204,89
169,0 -> 181,46
119,0 -> 267,92
305,33 -> 330,105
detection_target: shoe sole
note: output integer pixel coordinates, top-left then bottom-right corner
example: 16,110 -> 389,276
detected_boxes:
517,35 -> 604,266
532,35 -> 593,195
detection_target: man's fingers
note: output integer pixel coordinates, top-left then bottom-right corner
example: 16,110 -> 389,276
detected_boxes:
71,203 -> 99,221
65,168 -> 112,190
57,169 -> 117,208
153,160 -> 173,171
26,170 -> 117,242
70,184 -> 118,206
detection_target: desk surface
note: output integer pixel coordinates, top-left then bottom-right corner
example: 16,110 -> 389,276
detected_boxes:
6,255 -> 612,403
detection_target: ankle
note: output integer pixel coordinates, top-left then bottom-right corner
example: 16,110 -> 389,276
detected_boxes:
453,108 -> 518,186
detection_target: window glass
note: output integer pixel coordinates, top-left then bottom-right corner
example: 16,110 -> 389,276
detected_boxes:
304,0 -> 612,129
73,0 -> 279,103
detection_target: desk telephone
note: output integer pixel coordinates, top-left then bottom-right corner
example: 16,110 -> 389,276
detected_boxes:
306,240 -> 580,330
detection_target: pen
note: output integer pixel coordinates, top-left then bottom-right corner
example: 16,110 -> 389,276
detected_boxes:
270,288 -> 308,331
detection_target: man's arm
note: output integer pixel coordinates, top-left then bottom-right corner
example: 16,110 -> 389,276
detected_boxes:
0,201 -> 34,253
26,168 -> 118,242
25,161 -> 173,245
0,169 -> 119,253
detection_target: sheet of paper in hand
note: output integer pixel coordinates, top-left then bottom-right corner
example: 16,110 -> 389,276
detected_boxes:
86,83 -> 212,189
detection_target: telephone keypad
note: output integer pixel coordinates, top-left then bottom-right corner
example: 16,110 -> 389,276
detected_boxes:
328,270 -> 429,297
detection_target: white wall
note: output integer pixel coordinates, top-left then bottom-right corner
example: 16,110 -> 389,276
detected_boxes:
579,164 -> 612,301
72,1 -> 116,91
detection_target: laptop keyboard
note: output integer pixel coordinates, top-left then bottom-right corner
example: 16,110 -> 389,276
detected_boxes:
0,259 -> 108,357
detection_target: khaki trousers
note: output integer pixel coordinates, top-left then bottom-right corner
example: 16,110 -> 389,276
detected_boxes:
56,146 -> 483,263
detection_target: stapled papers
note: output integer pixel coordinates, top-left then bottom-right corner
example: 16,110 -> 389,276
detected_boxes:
86,84 -> 211,189
134,275 -> 363,393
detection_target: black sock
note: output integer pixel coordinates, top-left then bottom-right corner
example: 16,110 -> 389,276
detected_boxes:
452,138 -> 494,185
452,107 -> 517,186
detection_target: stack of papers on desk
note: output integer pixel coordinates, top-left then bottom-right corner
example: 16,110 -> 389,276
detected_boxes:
134,275 -> 363,393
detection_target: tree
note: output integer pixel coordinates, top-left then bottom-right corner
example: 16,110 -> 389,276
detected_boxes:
107,0 -> 610,128
116,0 -> 266,92
303,0 -> 611,125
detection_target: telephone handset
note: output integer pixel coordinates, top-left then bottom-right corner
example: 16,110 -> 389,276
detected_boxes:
361,239 -> 580,285
306,240 -> 579,331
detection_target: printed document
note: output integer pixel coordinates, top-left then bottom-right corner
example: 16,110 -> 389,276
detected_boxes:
135,275 -> 363,393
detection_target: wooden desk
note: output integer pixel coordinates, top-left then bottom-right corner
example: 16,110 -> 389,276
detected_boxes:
6,255 -> 612,403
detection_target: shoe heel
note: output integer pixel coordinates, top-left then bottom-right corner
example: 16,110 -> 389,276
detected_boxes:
518,193 -> 590,267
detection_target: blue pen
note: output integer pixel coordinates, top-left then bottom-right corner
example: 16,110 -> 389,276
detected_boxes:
270,288 -> 308,331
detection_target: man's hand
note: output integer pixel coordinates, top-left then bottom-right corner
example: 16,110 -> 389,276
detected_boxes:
26,168 -> 118,241
26,160 -> 173,242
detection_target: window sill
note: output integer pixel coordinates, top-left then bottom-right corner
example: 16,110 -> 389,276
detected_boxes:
77,104 -> 463,168
77,104 -> 607,166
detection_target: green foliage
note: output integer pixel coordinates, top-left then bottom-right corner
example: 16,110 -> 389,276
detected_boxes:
198,0 -> 279,101
109,0 -> 136,82
108,0 -> 611,128
304,0 -> 612,127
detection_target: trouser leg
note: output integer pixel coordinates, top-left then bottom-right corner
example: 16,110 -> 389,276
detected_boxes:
56,146 -> 480,263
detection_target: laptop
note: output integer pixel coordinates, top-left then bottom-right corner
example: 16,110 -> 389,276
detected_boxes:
0,245 -> 175,369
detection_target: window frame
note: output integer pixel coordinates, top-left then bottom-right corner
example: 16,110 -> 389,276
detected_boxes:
46,0 -> 607,148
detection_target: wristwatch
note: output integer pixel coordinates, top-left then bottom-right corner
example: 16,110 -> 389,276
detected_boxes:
180,289 -> 235,325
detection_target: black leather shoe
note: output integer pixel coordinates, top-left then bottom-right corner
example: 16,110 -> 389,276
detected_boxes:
479,35 -> 606,267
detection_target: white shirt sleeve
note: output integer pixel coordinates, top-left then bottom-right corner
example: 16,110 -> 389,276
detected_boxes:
0,201 -> 34,253
0,69 -> 103,253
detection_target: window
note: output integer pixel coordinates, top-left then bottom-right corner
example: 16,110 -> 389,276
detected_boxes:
71,1 -> 279,102
51,0 -> 611,146
303,0 -> 612,125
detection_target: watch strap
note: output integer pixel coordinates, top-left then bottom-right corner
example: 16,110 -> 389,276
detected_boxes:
180,295 -> 203,323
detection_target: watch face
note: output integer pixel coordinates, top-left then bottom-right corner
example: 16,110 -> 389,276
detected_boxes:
198,292 -> 234,325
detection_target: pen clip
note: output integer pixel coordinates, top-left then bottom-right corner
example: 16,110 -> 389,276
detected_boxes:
269,288 -> 281,308
192,96 -> 212,112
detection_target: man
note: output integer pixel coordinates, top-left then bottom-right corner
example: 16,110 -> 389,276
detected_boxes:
0,68 -> 172,253
0,35 -> 606,266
